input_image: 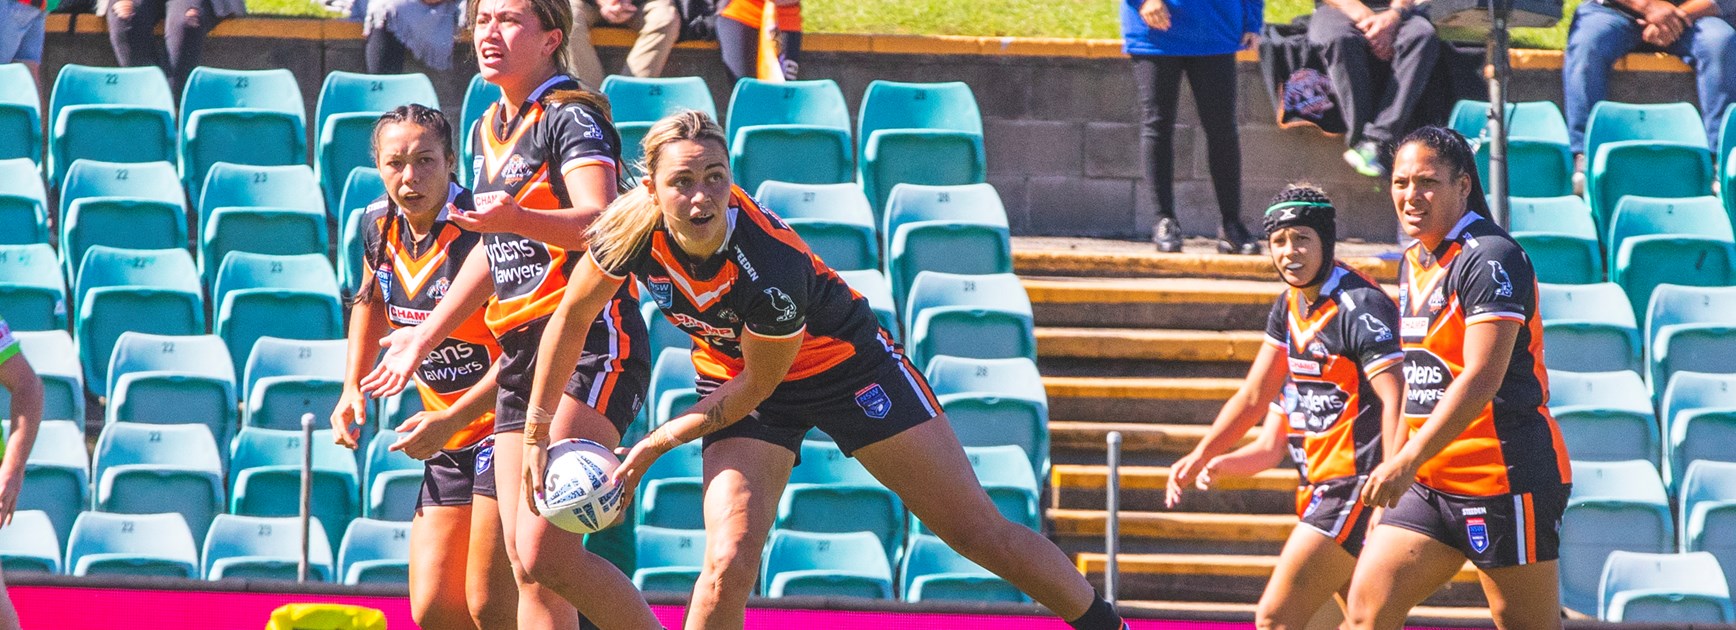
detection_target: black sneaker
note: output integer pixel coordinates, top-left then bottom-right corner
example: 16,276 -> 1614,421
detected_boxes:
1153,216 -> 1183,253
1219,220 -> 1260,255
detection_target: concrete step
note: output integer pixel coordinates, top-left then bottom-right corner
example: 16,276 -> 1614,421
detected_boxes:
1035,327 -> 1261,378
1075,553 -> 1488,606
1045,375 -> 1240,425
1012,249 -> 1398,283
1024,277 -> 1282,330
1049,509 -> 1294,556
1049,422 -> 1245,458
1050,464 -> 1298,514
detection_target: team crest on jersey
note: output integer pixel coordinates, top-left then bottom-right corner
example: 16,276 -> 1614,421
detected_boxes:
501,154 -> 534,186
764,287 -> 798,322
1428,288 -> 1446,310
855,384 -> 892,419
718,308 -> 739,323
1466,517 -> 1490,553
1360,313 -> 1393,342
1307,341 -> 1329,359
476,437 -> 494,473
1488,260 -> 1514,297
430,277 -> 451,301
647,277 -> 674,309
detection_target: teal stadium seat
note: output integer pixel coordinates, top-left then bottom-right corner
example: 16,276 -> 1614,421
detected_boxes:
633,525 -> 704,593
1546,370 -> 1658,466
1605,197 -> 1735,327
777,440 -> 904,560
903,271 -> 1036,372
1645,284 -> 1736,395
754,181 -> 878,272
4,331 -> 83,423
856,81 -> 986,220
92,422 -> 225,547
640,301 -> 690,360
1720,105 -> 1736,225
0,158 -> 47,245
882,183 -> 1012,314
57,160 -> 187,284
19,421 -> 86,543
338,518 -> 411,585
1560,459 -> 1676,615
314,72 -> 438,213
364,436 -> 421,522
65,511 -> 199,578
910,444 -> 1041,537
1598,550 -> 1734,622
1450,100 -> 1569,141
899,534 -> 1024,603
213,252 -> 343,378
48,65 -> 176,188
726,79 -> 853,193
228,427 -> 361,545
105,332 -> 237,449
834,269 -> 898,340
460,74 -> 502,188
637,439 -> 704,529
1455,100 -> 1574,197
1660,372 -> 1736,488
761,530 -> 894,599
1584,102 -> 1714,238
0,243 -> 66,331
923,356 -> 1049,479
1682,461 -> 1736,591
648,348 -> 697,432
0,510 -> 59,573
0,64 -> 42,166
1537,283 -> 1640,374
202,514 -> 333,581
243,337 -> 348,431
179,68 -> 307,192
603,76 -> 717,179
1506,196 -> 1600,285
197,163 -> 329,289
72,246 -> 204,395
380,387 -> 423,434
337,167 -> 386,297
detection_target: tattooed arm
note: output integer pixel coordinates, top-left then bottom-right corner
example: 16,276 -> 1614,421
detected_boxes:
611,332 -> 803,493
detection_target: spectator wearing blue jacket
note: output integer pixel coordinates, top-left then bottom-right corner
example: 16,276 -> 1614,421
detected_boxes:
1123,0 -> 1262,254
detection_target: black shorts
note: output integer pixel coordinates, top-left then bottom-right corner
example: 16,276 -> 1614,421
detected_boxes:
1297,476 -> 1374,557
1381,482 -> 1571,569
700,353 -> 942,459
418,436 -> 497,508
493,303 -> 651,436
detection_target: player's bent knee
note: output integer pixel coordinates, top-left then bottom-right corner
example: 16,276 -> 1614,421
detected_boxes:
931,514 -> 1023,564
469,591 -> 514,630
413,599 -> 474,630
701,542 -> 763,598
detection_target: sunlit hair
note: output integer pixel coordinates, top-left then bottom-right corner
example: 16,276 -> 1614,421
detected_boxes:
587,110 -> 729,271
466,0 -> 611,114
1395,125 -> 1491,218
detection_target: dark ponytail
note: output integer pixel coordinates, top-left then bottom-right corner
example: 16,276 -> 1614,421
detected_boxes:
1395,125 -> 1491,218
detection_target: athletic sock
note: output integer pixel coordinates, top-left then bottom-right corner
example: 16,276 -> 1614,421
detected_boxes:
1067,595 -> 1126,630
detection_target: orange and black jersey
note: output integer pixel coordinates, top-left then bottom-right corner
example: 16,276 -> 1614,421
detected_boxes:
361,183 -> 500,451
1264,263 -> 1404,486
469,74 -> 632,336
1400,212 -> 1571,496
590,186 -> 888,383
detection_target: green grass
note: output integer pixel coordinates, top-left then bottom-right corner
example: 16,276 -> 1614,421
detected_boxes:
246,0 -> 1574,48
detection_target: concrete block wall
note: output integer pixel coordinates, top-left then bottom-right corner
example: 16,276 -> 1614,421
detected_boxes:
41,18 -> 1703,243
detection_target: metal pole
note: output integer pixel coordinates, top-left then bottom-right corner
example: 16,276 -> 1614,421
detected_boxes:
299,412 -> 315,583
1105,431 -> 1122,604
1486,0 -> 1513,228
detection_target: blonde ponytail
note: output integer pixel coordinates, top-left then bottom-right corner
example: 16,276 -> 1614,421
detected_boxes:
586,109 -> 730,271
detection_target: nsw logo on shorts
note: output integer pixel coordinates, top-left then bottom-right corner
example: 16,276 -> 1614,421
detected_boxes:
476,437 -> 494,474
855,384 -> 892,420
1303,486 -> 1325,517
1466,516 -> 1490,553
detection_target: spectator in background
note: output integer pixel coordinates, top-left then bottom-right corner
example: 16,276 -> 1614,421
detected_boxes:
364,0 -> 464,73
1122,0 -> 1262,254
0,0 -> 47,85
102,0 -> 245,95
1563,0 -> 1736,183
1308,0 -> 1439,178
716,0 -> 798,81
566,0 -> 680,88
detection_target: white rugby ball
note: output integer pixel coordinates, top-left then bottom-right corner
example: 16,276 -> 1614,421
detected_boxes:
537,438 -> 626,534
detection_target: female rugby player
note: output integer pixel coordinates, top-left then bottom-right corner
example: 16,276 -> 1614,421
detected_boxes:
332,104 -> 516,630
523,110 -> 1129,630
359,0 -> 657,626
1167,184 -> 1406,629
1346,126 -> 1570,630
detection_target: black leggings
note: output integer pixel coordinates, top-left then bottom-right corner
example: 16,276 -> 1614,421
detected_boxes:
106,0 -> 217,95
1131,53 -> 1243,225
365,27 -> 407,74
715,14 -> 802,82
